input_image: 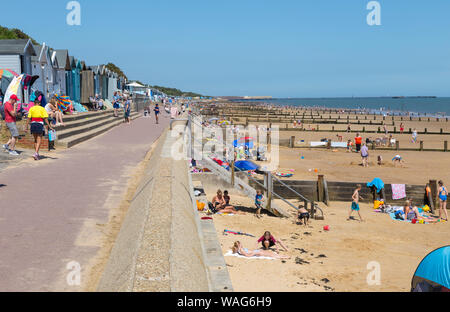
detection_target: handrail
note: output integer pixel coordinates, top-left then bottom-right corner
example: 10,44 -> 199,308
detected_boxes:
271,173 -> 310,203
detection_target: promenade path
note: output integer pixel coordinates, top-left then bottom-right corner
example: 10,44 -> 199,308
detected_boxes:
0,114 -> 169,291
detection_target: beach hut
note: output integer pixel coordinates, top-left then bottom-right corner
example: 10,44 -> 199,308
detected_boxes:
90,65 -> 101,97
67,57 -> 82,103
80,66 -> 94,105
98,65 -> 109,100
53,49 -> 71,96
412,246 -> 450,292
108,72 -> 118,101
31,43 -> 58,98
0,39 -> 36,76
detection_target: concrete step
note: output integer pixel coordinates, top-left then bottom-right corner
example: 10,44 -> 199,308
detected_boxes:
56,116 -> 119,140
58,110 -> 113,123
54,112 -> 115,132
56,112 -> 140,148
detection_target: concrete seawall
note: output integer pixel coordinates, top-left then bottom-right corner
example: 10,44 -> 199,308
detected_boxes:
97,124 -> 230,292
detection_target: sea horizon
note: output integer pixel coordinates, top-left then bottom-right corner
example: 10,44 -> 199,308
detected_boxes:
234,96 -> 450,117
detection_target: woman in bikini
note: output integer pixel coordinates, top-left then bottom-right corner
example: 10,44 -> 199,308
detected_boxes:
438,181 -> 449,221
232,241 -> 290,259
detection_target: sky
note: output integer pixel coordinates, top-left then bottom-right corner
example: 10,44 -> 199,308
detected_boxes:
2,0 -> 450,97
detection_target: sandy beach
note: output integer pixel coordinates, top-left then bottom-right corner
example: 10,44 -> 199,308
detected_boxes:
196,103 -> 450,292
202,192 -> 450,292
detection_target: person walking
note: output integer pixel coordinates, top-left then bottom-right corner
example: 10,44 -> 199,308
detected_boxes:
154,103 -> 160,124
2,94 -> 20,156
27,98 -> 54,160
348,184 -> 364,222
361,143 -> 369,167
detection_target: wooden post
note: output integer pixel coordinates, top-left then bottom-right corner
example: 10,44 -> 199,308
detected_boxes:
310,201 -> 315,219
429,180 -> 438,210
445,141 -> 448,152
317,176 -> 324,203
231,160 -> 235,187
327,140 -> 331,149
289,136 -> 295,148
396,141 -> 400,151
420,141 -> 424,151
266,173 -> 273,212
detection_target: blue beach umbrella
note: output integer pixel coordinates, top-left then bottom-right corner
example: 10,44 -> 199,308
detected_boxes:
234,160 -> 259,172
412,246 -> 450,292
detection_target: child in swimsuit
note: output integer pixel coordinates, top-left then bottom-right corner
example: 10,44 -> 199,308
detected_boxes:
297,205 -> 310,226
255,190 -> 263,218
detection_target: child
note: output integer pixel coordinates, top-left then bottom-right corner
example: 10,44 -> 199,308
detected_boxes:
392,155 -> 404,167
377,155 -> 383,166
348,184 -> 364,221
255,190 -> 264,219
347,140 -> 353,153
297,205 -> 310,226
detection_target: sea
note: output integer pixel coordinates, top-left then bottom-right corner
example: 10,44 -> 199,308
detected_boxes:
237,97 -> 450,118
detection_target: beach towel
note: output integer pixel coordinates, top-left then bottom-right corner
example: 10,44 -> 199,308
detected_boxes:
367,178 -> 385,193
391,184 -> 407,200
389,208 -> 428,224
331,142 -> 348,148
310,142 -> 327,147
224,250 -> 276,260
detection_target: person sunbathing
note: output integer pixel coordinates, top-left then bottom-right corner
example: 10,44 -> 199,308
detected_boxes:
404,201 -> 439,223
232,241 -> 290,259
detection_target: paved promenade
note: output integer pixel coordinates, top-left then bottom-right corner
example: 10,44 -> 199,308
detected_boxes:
0,114 -> 169,291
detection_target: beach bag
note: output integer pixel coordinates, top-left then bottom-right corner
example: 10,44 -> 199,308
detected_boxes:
208,202 -> 217,214
197,200 -> 206,211
48,130 -> 57,142
374,200 -> 384,210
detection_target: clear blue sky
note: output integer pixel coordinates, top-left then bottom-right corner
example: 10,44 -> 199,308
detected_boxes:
3,0 -> 450,97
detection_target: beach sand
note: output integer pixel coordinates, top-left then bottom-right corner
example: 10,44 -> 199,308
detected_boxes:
275,146 -> 450,185
203,192 -> 450,292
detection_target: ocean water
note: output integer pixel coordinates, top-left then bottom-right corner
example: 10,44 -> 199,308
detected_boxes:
243,97 -> 450,117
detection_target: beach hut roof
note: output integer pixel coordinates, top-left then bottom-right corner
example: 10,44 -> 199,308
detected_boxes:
54,50 -> 71,70
127,81 -> 145,88
0,39 -> 36,56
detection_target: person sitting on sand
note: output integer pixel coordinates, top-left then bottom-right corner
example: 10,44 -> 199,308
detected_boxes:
404,200 -> 439,223
212,190 -> 244,215
232,241 -> 290,259
297,205 -> 310,226
256,231 -> 289,252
